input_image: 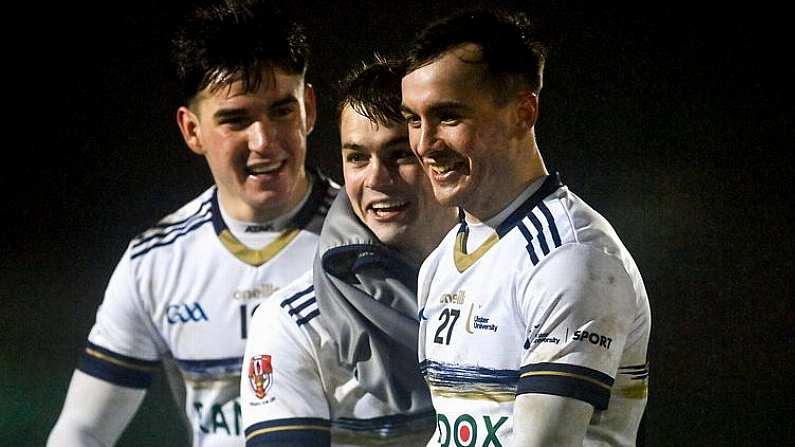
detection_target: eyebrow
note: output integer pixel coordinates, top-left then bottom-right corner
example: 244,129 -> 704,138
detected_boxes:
341,135 -> 410,152
400,100 -> 470,116
212,94 -> 299,121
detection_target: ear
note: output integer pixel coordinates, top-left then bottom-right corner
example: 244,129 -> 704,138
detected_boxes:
176,106 -> 205,155
304,82 -> 317,135
515,91 -> 539,131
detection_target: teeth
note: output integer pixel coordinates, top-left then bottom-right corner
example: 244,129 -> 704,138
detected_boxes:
371,200 -> 408,210
247,161 -> 283,175
430,163 -> 454,175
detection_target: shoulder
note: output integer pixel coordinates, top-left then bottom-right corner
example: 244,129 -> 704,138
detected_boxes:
299,171 -> 340,235
126,187 -> 216,262
253,270 -> 321,330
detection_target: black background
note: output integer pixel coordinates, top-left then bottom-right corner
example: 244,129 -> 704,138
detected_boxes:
2,1 -> 791,445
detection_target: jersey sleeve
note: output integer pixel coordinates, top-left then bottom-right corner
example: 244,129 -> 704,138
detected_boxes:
241,272 -> 330,446
78,250 -> 162,389
516,243 -> 638,410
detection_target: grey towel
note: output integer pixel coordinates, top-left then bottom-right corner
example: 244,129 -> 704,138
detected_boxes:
313,192 -> 432,413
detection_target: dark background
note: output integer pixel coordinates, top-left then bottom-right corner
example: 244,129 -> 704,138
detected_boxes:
2,1 -> 791,445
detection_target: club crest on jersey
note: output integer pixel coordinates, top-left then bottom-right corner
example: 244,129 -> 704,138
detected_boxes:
248,354 -> 273,399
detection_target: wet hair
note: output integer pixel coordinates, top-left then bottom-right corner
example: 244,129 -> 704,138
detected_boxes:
406,9 -> 546,97
336,54 -> 405,127
171,0 -> 309,104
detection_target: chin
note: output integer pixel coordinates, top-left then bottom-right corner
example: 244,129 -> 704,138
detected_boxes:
371,226 -> 404,248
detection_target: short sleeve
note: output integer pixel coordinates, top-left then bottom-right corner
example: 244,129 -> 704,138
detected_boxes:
516,244 -> 637,410
241,273 -> 330,446
78,250 -> 161,388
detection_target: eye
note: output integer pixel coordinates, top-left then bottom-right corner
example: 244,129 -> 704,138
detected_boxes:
393,149 -> 418,164
270,103 -> 298,120
218,116 -> 250,130
344,151 -> 368,165
403,114 -> 421,129
441,114 -> 461,125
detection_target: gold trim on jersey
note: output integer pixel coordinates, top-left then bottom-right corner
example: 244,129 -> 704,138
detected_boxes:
219,228 -> 301,267
85,348 -> 159,373
454,230 -> 499,273
620,383 -> 649,399
430,387 -> 516,402
245,424 -> 330,442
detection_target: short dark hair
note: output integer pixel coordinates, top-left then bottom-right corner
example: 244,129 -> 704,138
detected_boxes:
171,0 -> 309,104
406,9 -> 546,96
336,54 -> 405,127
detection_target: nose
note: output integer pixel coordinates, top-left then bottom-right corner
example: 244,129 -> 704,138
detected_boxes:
413,122 -> 440,158
247,121 -> 271,153
364,158 -> 394,189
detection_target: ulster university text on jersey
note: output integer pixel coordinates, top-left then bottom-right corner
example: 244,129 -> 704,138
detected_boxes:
417,175 -> 651,447
78,175 -> 336,446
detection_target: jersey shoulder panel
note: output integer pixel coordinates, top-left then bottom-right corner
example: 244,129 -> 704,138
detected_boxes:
128,187 -> 216,261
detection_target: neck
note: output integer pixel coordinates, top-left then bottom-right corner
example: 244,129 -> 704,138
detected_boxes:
466,146 -> 547,223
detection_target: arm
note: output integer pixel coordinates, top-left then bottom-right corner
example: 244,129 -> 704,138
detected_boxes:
47,370 -> 146,447
515,244 -> 637,445
512,393 -> 593,446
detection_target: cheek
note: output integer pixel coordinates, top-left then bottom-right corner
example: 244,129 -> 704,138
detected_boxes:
408,129 -> 421,153
398,165 -> 425,189
343,178 -> 366,219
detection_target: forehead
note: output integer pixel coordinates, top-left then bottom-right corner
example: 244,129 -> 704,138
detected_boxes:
340,106 -> 408,148
194,66 -> 305,110
402,44 -> 491,106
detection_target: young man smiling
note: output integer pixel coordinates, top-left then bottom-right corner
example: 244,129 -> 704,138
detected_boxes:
47,2 -> 337,446
401,10 -> 651,447
240,57 -> 455,446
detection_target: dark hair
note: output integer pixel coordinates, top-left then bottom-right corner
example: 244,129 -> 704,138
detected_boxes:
406,9 -> 546,96
336,54 -> 405,127
171,0 -> 309,103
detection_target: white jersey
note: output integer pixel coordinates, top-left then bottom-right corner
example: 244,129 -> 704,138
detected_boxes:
241,271 -> 436,447
418,175 -> 650,447
78,176 -> 337,447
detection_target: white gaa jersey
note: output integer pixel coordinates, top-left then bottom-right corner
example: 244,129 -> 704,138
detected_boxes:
241,271 -> 436,447
78,177 -> 337,447
418,175 -> 650,447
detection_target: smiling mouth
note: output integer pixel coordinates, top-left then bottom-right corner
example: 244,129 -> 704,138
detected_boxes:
246,160 -> 285,176
368,199 -> 409,216
424,152 -> 468,176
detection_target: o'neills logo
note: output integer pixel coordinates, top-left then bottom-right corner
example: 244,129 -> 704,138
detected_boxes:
248,354 -> 273,399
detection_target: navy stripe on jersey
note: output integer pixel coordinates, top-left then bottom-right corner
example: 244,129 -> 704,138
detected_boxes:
78,342 -> 159,388
421,360 -> 518,391
288,296 -> 316,316
132,197 -> 213,249
245,417 -> 330,446
334,410 -> 436,435
295,309 -> 320,326
537,201 -> 562,247
292,173 -> 336,232
518,362 -> 614,410
280,285 -> 320,326
280,285 -> 314,307
144,196 -> 214,231
527,212 -> 551,254
175,357 -> 242,375
619,363 -> 650,380
496,173 -> 563,237
517,222 -> 540,265
131,215 -> 212,259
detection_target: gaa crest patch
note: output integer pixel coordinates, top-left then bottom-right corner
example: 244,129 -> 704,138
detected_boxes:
248,354 -> 273,399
